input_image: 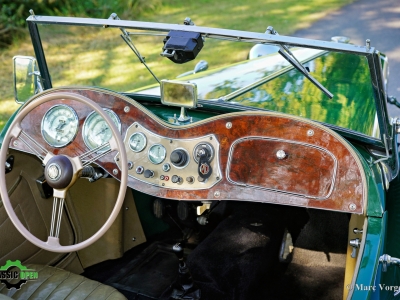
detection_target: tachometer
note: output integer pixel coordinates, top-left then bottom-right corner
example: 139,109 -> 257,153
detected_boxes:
41,104 -> 79,148
82,108 -> 121,152
148,144 -> 167,164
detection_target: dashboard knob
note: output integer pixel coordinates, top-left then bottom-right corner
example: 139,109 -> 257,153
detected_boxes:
170,149 -> 188,167
171,175 -> 183,184
144,169 -> 155,178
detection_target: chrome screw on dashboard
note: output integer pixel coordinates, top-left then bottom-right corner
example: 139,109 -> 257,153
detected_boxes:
226,122 -> 232,129
113,169 -> 118,175
13,141 -> 18,146
214,191 -> 220,198
276,150 -> 287,160
349,203 -> 357,211
307,129 -> 314,136
124,106 -> 130,113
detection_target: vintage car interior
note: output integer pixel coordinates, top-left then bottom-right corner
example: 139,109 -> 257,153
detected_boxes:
0,12 -> 399,300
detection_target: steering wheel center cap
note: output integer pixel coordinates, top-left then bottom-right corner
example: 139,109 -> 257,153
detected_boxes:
47,163 -> 61,180
44,155 -> 74,189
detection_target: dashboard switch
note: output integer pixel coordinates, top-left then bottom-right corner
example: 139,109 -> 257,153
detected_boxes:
162,163 -> 171,172
144,169 -> 155,178
136,166 -> 144,174
172,175 -> 183,184
170,149 -> 189,167
186,176 -> 195,184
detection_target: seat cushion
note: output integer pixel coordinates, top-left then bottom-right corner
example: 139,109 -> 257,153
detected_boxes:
0,264 -> 126,300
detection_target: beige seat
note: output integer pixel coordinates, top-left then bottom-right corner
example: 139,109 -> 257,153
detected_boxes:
0,264 -> 126,300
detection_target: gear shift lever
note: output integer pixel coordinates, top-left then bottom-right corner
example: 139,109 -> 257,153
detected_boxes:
169,243 -> 201,300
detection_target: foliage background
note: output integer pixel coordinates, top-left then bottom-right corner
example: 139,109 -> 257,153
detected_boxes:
0,0 -> 353,129
0,0 -> 160,48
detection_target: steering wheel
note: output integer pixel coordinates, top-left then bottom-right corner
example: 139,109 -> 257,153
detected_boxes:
0,92 -> 128,253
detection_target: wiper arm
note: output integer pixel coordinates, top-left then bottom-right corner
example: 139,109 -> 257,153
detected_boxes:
109,13 -> 160,84
267,26 -> 333,99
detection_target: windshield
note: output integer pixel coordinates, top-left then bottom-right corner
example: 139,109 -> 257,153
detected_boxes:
37,23 -> 378,137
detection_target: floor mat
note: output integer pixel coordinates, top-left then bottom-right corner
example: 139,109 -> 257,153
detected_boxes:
104,242 -> 179,299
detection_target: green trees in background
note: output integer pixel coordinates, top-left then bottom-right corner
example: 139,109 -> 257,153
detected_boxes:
0,0 -> 160,48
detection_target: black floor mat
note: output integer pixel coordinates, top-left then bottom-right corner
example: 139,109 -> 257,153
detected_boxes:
104,242 -> 179,299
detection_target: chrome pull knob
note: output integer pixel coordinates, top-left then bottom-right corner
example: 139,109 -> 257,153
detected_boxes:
350,238 -> 361,258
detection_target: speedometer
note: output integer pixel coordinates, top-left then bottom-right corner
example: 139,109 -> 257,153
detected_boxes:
82,108 -> 121,152
41,104 -> 79,148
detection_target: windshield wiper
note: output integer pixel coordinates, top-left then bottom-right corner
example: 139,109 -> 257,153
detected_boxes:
267,26 -> 333,99
109,13 -> 161,84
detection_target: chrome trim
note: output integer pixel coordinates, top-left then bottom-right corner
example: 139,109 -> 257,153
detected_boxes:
148,144 -> 167,165
170,147 -> 190,169
28,15 -> 372,55
226,136 -> 338,200
128,132 -> 147,152
41,104 -> 79,148
82,108 -> 121,153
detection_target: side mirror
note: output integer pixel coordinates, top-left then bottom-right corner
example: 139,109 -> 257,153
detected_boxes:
13,56 -> 43,104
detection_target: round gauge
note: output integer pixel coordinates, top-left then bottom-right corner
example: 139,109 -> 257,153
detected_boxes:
148,144 -> 167,164
129,132 -> 147,152
82,108 -> 121,152
41,104 -> 79,148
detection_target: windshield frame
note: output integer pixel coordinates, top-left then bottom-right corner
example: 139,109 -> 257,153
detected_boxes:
26,14 -> 391,150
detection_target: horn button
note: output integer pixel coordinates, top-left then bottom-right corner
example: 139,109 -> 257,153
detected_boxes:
44,155 -> 74,189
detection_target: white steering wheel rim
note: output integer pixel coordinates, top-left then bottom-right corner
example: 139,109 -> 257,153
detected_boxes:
0,92 -> 128,253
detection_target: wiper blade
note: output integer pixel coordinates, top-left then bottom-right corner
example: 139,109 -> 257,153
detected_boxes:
109,13 -> 160,84
267,26 -> 333,99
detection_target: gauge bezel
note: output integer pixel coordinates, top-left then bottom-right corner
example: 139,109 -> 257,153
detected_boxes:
41,104 -> 79,148
148,144 -> 167,165
82,108 -> 122,153
129,132 -> 147,153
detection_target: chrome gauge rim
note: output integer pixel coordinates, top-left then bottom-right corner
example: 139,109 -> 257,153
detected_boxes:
148,144 -> 167,164
41,104 -> 79,148
129,132 -> 147,152
82,108 -> 121,153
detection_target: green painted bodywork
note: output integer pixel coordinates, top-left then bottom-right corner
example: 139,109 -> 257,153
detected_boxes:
352,214 -> 387,299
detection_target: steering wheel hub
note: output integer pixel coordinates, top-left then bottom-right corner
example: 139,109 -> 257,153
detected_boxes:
44,155 -> 74,189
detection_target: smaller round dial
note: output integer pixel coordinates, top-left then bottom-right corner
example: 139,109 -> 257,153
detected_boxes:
41,104 -> 79,148
129,133 -> 147,152
83,108 -> 121,153
148,144 -> 167,164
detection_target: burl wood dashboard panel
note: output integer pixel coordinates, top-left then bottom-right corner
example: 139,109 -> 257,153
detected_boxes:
10,88 -> 366,214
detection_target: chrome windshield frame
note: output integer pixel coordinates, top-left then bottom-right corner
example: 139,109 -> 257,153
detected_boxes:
26,14 -> 391,150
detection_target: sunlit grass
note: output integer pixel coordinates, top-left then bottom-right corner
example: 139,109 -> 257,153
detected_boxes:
0,0 -> 354,130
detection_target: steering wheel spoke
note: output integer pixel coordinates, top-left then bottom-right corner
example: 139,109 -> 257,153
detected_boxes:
15,129 -> 50,163
49,196 -> 65,238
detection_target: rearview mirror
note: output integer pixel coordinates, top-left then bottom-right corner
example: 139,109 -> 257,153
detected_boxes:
13,56 -> 43,104
161,80 -> 197,108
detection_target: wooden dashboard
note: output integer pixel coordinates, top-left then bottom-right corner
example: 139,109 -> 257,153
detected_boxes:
10,87 -> 366,214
